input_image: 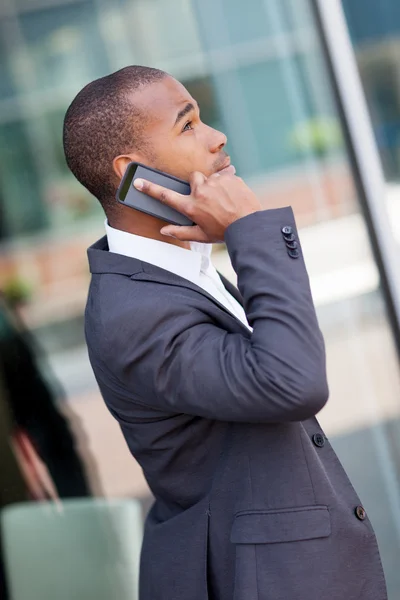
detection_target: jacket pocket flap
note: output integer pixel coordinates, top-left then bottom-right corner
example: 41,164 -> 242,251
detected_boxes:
230,505 -> 331,545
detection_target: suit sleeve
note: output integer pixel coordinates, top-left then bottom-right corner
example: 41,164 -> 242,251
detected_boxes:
102,207 -> 329,423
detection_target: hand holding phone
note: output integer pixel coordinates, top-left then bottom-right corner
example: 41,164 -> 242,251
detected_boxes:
116,162 -> 195,227
134,171 -> 262,244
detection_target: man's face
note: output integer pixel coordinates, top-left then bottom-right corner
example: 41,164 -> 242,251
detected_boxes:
128,76 -> 235,180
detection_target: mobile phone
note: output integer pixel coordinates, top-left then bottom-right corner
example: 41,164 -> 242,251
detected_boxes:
116,162 -> 194,227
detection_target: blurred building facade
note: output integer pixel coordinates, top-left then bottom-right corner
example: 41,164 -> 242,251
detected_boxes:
343,0 -> 400,181
1,0 -> 400,598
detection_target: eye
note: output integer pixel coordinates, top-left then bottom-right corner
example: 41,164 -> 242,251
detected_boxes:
182,120 -> 193,132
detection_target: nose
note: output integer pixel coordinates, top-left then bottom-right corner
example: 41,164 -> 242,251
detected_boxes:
208,126 -> 227,153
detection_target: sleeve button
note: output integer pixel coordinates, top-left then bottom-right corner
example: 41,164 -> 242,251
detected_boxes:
355,506 -> 366,521
284,233 -> 296,243
281,226 -> 293,236
312,433 -> 325,448
288,249 -> 300,259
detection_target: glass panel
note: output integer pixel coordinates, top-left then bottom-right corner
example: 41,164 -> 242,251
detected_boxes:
0,2 -> 110,239
0,0 -> 399,598
0,119 -> 48,238
0,20 -> 17,102
341,0 -> 400,248
16,2 -> 111,94
338,3 -> 400,595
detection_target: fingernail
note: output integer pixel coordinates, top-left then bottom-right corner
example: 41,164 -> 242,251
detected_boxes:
134,178 -> 144,190
160,229 -> 171,237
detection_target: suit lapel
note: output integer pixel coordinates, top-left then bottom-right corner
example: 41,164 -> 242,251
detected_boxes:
131,264 -> 250,334
217,272 -> 244,307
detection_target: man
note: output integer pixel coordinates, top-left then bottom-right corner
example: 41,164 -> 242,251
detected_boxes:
63,66 -> 387,600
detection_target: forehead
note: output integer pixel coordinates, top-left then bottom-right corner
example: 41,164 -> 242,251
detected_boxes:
129,76 -> 196,129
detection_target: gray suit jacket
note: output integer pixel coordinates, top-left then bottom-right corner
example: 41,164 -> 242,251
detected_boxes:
86,208 -> 387,600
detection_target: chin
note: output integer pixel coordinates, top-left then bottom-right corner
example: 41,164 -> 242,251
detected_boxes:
178,169 -> 209,181
199,167 -> 215,178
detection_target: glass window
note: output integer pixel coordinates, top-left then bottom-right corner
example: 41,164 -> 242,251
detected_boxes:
0,119 -> 48,238
342,0 -> 400,183
0,3 -> 110,239
340,2 -> 400,313
0,20 -> 17,102
16,2 -> 111,94
339,3 -> 400,595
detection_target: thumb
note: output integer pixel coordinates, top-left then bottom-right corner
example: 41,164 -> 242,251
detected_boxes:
160,225 -> 209,242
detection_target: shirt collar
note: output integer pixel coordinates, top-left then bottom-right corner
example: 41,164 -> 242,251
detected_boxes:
105,220 -> 212,286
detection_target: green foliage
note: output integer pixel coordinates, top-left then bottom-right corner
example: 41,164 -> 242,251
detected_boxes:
289,117 -> 343,157
2,277 -> 33,307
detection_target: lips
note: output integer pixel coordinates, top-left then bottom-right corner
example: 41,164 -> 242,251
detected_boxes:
218,164 -> 236,175
216,157 -> 236,175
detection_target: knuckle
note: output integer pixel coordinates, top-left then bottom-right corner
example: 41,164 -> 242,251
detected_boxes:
195,185 -> 208,200
208,173 -> 220,182
190,172 -> 203,188
191,182 -> 200,195
185,203 -> 195,217
159,191 -> 169,204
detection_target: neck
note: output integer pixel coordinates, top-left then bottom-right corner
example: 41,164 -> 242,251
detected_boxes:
108,209 -> 191,250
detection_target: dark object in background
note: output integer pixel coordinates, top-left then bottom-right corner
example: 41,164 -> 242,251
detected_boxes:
0,292 -> 93,597
0,366 -> 28,600
0,294 -> 90,499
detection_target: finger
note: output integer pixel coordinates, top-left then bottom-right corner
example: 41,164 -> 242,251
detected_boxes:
207,170 -> 234,183
160,225 -> 209,243
134,178 -> 187,211
189,171 -> 207,189
208,171 -> 228,180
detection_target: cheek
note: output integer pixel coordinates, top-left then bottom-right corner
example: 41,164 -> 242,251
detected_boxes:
149,134 -> 211,179
161,137 -> 199,165
180,133 -> 211,164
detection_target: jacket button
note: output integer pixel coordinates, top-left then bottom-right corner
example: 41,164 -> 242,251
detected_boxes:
284,233 -> 296,243
312,433 -> 325,448
288,248 -> 300,259
355,506 -> 366,521
286,240 -> 298,250
281,226 -> 293,236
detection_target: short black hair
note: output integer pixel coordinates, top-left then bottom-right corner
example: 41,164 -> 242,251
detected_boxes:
63,65 -> 167,215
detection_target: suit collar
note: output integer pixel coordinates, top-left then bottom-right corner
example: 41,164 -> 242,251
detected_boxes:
105,220 -> 213,286
87,237 -> 247,331
88,236 -> 144,276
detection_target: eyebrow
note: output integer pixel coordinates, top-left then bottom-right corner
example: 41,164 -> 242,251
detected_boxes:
174,102 -> 198,127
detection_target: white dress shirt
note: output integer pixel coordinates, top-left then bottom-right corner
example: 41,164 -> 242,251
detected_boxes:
105,221 -> 252,331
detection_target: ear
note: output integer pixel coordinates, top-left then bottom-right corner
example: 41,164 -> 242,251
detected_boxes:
113,153 -> 144,180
